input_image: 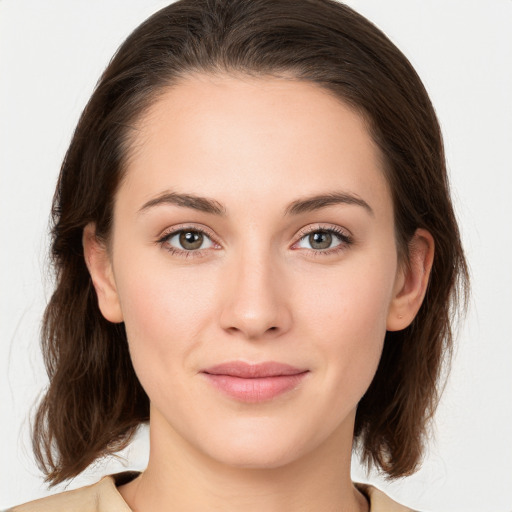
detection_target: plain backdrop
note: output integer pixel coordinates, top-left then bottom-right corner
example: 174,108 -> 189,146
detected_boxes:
1,1 -> 511,511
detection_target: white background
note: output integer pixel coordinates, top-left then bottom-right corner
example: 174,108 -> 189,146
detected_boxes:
1,1 -> 511,510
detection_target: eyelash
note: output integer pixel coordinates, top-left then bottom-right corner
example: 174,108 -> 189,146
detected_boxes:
157,224 -> 353,259
293,225 -> 353,256
157,224 -> 220,259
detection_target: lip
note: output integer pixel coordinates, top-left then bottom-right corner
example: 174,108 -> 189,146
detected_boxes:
201,361 -> 309,403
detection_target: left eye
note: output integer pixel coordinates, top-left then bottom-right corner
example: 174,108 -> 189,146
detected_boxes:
165,230 -> 215,251
296,229 -> 344,251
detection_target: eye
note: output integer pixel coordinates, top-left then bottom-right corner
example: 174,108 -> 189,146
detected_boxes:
294,227 -> 352,253
161,229 -> 215,251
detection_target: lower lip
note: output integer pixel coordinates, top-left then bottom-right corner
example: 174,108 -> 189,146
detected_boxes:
203,373 -> 308,403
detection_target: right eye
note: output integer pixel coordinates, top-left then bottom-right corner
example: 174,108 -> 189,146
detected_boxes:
159,228 -> 217,255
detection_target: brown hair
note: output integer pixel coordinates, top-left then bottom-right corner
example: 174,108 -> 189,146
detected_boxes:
33,0 -> 469,484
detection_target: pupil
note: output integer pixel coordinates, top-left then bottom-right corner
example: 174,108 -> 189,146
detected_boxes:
310,231 -> 332,250
180,231 -> 203,250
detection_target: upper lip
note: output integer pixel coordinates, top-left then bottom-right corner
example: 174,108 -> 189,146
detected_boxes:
202,361 -> 308,378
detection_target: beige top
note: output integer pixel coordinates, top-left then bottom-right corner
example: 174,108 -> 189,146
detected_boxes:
7,472 -> 416,511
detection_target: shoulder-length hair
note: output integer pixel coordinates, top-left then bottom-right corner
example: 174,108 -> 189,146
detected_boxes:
33,0 -> 468,485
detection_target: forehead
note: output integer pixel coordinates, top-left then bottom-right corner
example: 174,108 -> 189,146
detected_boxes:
119,73 -> 391,218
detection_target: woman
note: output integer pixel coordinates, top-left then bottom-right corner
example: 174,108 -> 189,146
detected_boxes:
7,0 -> 468,510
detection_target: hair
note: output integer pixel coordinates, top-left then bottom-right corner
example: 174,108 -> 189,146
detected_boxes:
33,0 -> 469,485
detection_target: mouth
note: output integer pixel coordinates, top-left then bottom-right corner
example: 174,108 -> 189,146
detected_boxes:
201,361 -> 309,403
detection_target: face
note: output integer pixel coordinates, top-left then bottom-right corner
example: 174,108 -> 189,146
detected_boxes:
94,74 -> 407,469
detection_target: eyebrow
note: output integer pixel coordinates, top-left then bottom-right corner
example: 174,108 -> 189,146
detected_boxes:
284,192 -> 374,217
138,191 -> 226,216
138,190 -> 373,217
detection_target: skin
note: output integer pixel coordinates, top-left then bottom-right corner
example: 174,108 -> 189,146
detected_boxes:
84,74 -> 433,512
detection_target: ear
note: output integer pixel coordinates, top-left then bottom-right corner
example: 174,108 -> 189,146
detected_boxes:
82,223 -> 124,323
386,228 -> 434,331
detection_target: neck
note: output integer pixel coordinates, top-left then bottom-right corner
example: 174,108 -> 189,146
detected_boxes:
119,408 -> 368,512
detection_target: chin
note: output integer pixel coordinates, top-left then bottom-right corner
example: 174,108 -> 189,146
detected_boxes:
198,420 -> 317,470
213,444 -> 300,470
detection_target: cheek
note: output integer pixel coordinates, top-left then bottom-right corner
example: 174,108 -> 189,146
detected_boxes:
112,255 -> 219,387
296,254 -> 397,396
300,254 -> 395,340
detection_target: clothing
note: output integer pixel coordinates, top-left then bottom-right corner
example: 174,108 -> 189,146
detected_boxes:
6,472 -> 416,511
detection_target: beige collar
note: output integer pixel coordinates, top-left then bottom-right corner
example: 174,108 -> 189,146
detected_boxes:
9,472 -> 416,512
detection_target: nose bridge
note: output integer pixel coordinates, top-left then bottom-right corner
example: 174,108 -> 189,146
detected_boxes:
219,237 -> 291,339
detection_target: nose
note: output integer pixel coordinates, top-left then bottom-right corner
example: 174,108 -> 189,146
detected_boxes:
219,249 -> 292,340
